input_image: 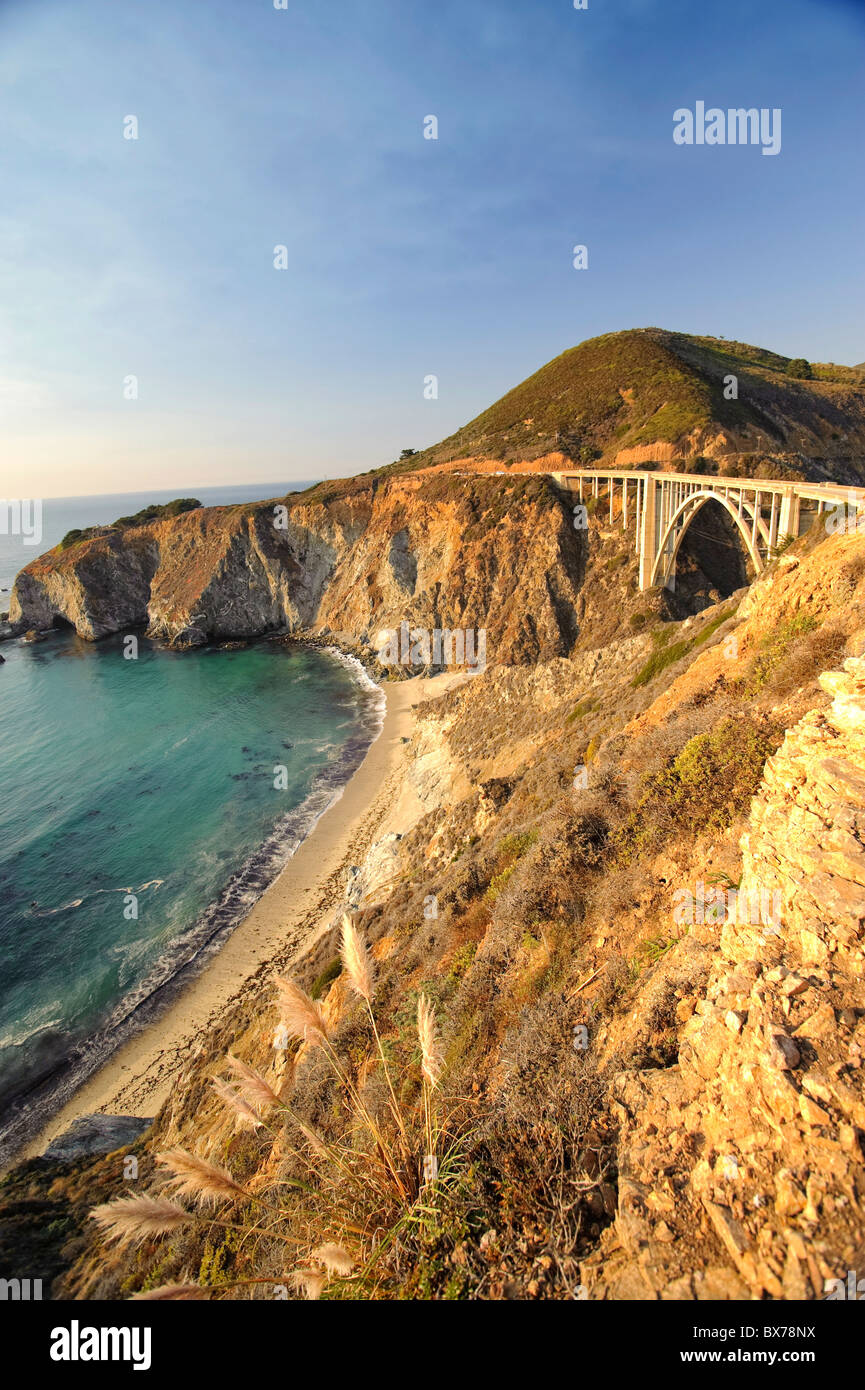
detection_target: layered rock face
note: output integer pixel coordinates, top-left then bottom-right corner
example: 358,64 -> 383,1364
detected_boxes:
11,532 -> 160,640
584,657 -> 865,1299
9,475 -> 585,666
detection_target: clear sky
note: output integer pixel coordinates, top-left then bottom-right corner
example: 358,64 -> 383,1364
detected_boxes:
1,0 -> 863,498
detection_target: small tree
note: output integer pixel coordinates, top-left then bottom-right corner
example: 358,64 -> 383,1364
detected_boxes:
787,358 -> 812,379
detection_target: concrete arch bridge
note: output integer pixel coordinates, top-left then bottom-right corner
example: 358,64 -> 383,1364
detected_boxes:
550,469 -> 857,591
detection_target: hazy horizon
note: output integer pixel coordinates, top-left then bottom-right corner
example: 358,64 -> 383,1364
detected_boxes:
33,478 -> 320,504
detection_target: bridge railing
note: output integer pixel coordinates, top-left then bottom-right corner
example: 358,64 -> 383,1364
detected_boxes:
549,468 -> 857,505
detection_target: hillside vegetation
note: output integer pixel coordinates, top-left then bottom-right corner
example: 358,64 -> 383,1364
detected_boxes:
59,498 -> 201,551
368,327 -> 865,482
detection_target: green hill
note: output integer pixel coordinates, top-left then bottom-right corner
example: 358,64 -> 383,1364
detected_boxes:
387,327 -> 865,476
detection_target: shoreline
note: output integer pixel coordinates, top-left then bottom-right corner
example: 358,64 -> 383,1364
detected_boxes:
14,670 -> 460,1166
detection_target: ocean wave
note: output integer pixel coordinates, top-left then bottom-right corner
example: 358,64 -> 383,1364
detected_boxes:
324,646 -> 386,701
32,879 -> 165,917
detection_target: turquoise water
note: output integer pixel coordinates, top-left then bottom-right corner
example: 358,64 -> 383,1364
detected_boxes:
0,629 -> 382,1160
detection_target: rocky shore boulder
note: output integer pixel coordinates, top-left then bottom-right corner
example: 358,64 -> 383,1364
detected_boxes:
42,1114 -> 153,1163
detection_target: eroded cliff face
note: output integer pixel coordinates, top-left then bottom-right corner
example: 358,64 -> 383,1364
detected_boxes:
583,656 -> 865,1300
10,531 -> 160,640
10,475 -> 586,666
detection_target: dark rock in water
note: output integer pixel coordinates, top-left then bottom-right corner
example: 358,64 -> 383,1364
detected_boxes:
22,628 -> 49,643
173,625 -> 207,648
0,654 -> 4,664
43,1114 -> 153,1162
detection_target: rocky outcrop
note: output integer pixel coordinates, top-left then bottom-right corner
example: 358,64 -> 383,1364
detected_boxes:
9,475 -> 586,667
11,532 -> 159,640
614,443 -> 680,469
42,1115 -> 153,1163
582,655 -> 865,1300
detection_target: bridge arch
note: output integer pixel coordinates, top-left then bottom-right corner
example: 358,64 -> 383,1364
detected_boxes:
650,488 -> 766,589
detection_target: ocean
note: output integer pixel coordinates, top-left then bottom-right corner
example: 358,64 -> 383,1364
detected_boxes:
0,483 -> 383,1162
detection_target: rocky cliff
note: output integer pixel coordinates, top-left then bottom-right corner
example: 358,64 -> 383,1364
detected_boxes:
582,655 -> 865,1300
9,474 -> 587,666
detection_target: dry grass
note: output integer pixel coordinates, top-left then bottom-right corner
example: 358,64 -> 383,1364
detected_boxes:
274,976 -> 329,1046
88,915 -> 467,1300
89,1196 -> 192,1249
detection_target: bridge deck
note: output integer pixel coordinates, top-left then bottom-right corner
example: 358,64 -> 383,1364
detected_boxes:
549,468 -> 857,505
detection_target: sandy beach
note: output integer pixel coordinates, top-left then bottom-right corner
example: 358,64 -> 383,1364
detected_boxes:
19,670 -> 459,1163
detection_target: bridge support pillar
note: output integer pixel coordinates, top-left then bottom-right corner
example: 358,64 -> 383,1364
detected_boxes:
779,488 -> 800,541
638,476 -> 658,590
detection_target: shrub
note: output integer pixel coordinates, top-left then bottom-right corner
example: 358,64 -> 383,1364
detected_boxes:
310,957 -> 342,999
631,636 -> 693,688
496,829 -> 539,862
475,999 -> 615,1293
692,606 -> 734,647
59,529 -> 85,550
742,618 -> 847,698
787,358 -> 813,379
629,608 -> 732,689
58,499 -> 202,551
615,715 -> 783,859
446,943 -> 477,985
483,831 -> 539,903
566,697 -> 596,725
737,615 -> 818,694
113,498 -> 201,527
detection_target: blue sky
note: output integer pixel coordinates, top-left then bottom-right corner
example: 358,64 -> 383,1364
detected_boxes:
1,0 -> 863,497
